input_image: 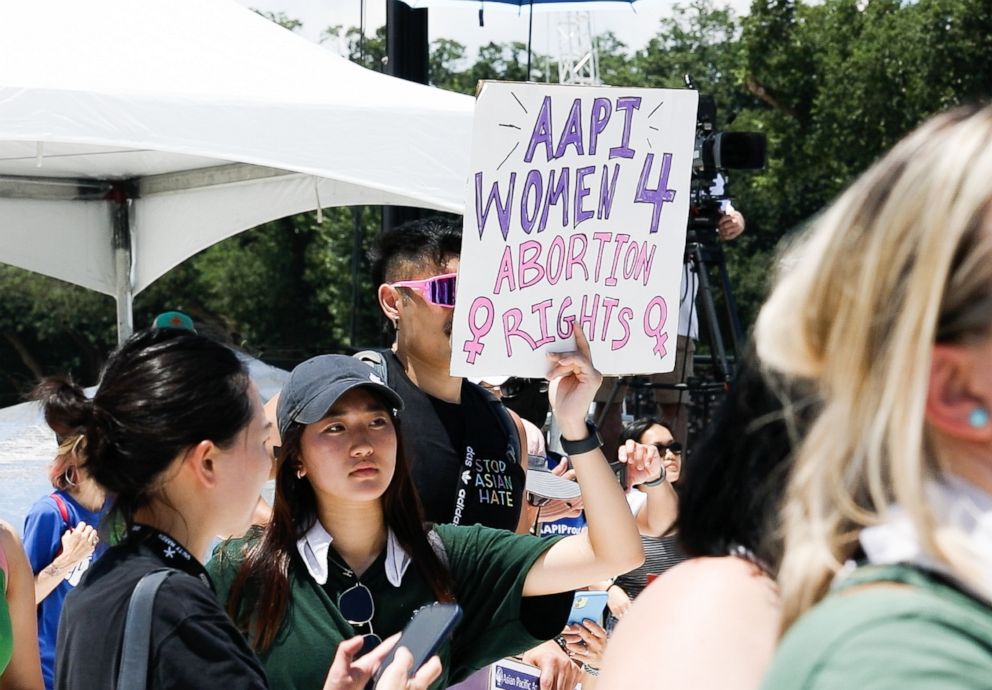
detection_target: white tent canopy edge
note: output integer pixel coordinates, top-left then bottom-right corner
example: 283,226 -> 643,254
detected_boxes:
0,0 -> 475,340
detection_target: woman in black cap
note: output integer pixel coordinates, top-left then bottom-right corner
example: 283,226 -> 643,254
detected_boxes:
211,326 -> 652,690
52,328 -> 441,690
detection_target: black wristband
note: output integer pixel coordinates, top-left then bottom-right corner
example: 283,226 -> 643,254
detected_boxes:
636,465 -> 667,489
559,421 -> 603,456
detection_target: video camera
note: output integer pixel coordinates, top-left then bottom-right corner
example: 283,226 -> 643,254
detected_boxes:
685,76 -> 767,238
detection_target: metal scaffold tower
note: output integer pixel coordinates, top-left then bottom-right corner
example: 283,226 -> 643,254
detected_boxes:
555,12 -> 600,85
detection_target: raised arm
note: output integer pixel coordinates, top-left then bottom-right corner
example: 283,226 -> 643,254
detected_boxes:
617,440 -> 678,537
522,326 -> 645,596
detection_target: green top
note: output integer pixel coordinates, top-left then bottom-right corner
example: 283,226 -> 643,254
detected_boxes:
0,565 -> 11,676
761,564 -> 992,689
208,523 -> 570,690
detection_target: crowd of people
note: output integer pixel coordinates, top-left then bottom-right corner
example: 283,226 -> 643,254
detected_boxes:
3,103 -> 992,689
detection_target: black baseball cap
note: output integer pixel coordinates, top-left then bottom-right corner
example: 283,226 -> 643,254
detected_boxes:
276,355 -> 404,438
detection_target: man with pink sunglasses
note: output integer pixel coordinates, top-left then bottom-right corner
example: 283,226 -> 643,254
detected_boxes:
371,217 -> 584,690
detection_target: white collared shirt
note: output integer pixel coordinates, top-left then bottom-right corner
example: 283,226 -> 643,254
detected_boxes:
296,520 -> 413,587
858,473 -> 992,602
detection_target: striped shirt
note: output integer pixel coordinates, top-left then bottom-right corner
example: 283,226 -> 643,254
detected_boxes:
615,533 -> 687,600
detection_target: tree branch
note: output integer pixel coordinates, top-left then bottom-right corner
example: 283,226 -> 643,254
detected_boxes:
3,331 -> 44,379
745,74 -> 797,119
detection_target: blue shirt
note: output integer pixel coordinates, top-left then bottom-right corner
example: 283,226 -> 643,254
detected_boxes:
23,491 -> 106,690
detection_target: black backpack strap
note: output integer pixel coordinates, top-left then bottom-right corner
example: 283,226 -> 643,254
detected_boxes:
116,568 -> 175,690
476,385 -> 521,468
354,350 -> 389,384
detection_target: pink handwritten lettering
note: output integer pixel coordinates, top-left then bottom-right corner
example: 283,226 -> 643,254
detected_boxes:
463,297 -> 495,364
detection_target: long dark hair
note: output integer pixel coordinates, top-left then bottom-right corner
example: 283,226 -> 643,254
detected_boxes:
33,329 -> 253,526
676,355 -> 817,574
226,392 -> 454,652
619,417 -> 676,447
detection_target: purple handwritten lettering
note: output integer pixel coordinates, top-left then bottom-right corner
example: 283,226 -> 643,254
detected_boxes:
597,164 -> 621,221
589,98 -> 612,156
520,169 -> 543,234
634,153 -> 676,235
574,166 -> 596,227
609,97 -> 641,159
538,168 -> 570,233
475,171 -> 516,240
554,99 -> 585,159
524,96 -> 554,163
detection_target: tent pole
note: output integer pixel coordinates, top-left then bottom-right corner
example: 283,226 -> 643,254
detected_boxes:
526,1 -> 534,81
110,183 -> 134,344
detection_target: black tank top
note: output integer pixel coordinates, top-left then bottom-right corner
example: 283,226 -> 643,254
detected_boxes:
385,351 -> 525,531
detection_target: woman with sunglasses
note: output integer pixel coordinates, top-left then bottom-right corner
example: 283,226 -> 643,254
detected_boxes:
600,418 -> 684,624
210,326 -> 649,690
52,329 -> 441,690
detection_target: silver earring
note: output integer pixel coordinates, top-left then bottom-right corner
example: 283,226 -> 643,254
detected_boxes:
296,468 -> 305,479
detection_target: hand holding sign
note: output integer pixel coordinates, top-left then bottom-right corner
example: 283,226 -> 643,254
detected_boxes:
547,324 -> 602,439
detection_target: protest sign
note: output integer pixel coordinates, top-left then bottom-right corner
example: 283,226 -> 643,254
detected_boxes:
451,81 -> 698,378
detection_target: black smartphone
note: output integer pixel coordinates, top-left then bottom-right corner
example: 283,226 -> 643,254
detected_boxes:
372,603 -> 463,685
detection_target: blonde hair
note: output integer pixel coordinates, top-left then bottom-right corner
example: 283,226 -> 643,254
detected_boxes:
755,105 -> 992,631
48,435 -> 84,491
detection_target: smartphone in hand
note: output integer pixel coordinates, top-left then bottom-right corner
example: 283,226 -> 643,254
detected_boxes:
372,603 -> 463,685
566,590 -> 609,628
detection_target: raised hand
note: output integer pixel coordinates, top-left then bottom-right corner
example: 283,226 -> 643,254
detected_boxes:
59,521 -> 98,567
616,441 -> 664,488
546,324 -> 602,438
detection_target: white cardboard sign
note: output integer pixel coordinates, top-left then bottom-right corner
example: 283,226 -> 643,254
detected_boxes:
451,81 -> 698,378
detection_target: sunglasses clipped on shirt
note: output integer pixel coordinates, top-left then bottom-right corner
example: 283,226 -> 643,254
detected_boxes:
338,582 -> 382,657
390,273 -> 457,308
655,441 -> 683,456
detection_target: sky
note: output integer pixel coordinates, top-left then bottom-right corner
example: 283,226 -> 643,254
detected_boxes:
236,0 -> 750,65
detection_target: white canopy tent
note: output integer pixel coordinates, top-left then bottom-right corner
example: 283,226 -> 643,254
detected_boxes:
0,0 -> 474,340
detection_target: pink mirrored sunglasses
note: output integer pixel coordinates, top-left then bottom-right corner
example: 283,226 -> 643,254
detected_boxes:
390,273 -> 457,308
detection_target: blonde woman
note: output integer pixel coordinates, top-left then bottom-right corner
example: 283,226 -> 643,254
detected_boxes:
757,105 -> 992,687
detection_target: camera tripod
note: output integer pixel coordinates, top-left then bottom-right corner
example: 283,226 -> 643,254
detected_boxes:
595,227 -> 745,446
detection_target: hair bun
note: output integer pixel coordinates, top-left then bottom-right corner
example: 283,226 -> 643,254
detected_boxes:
33,376 -> 91,439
